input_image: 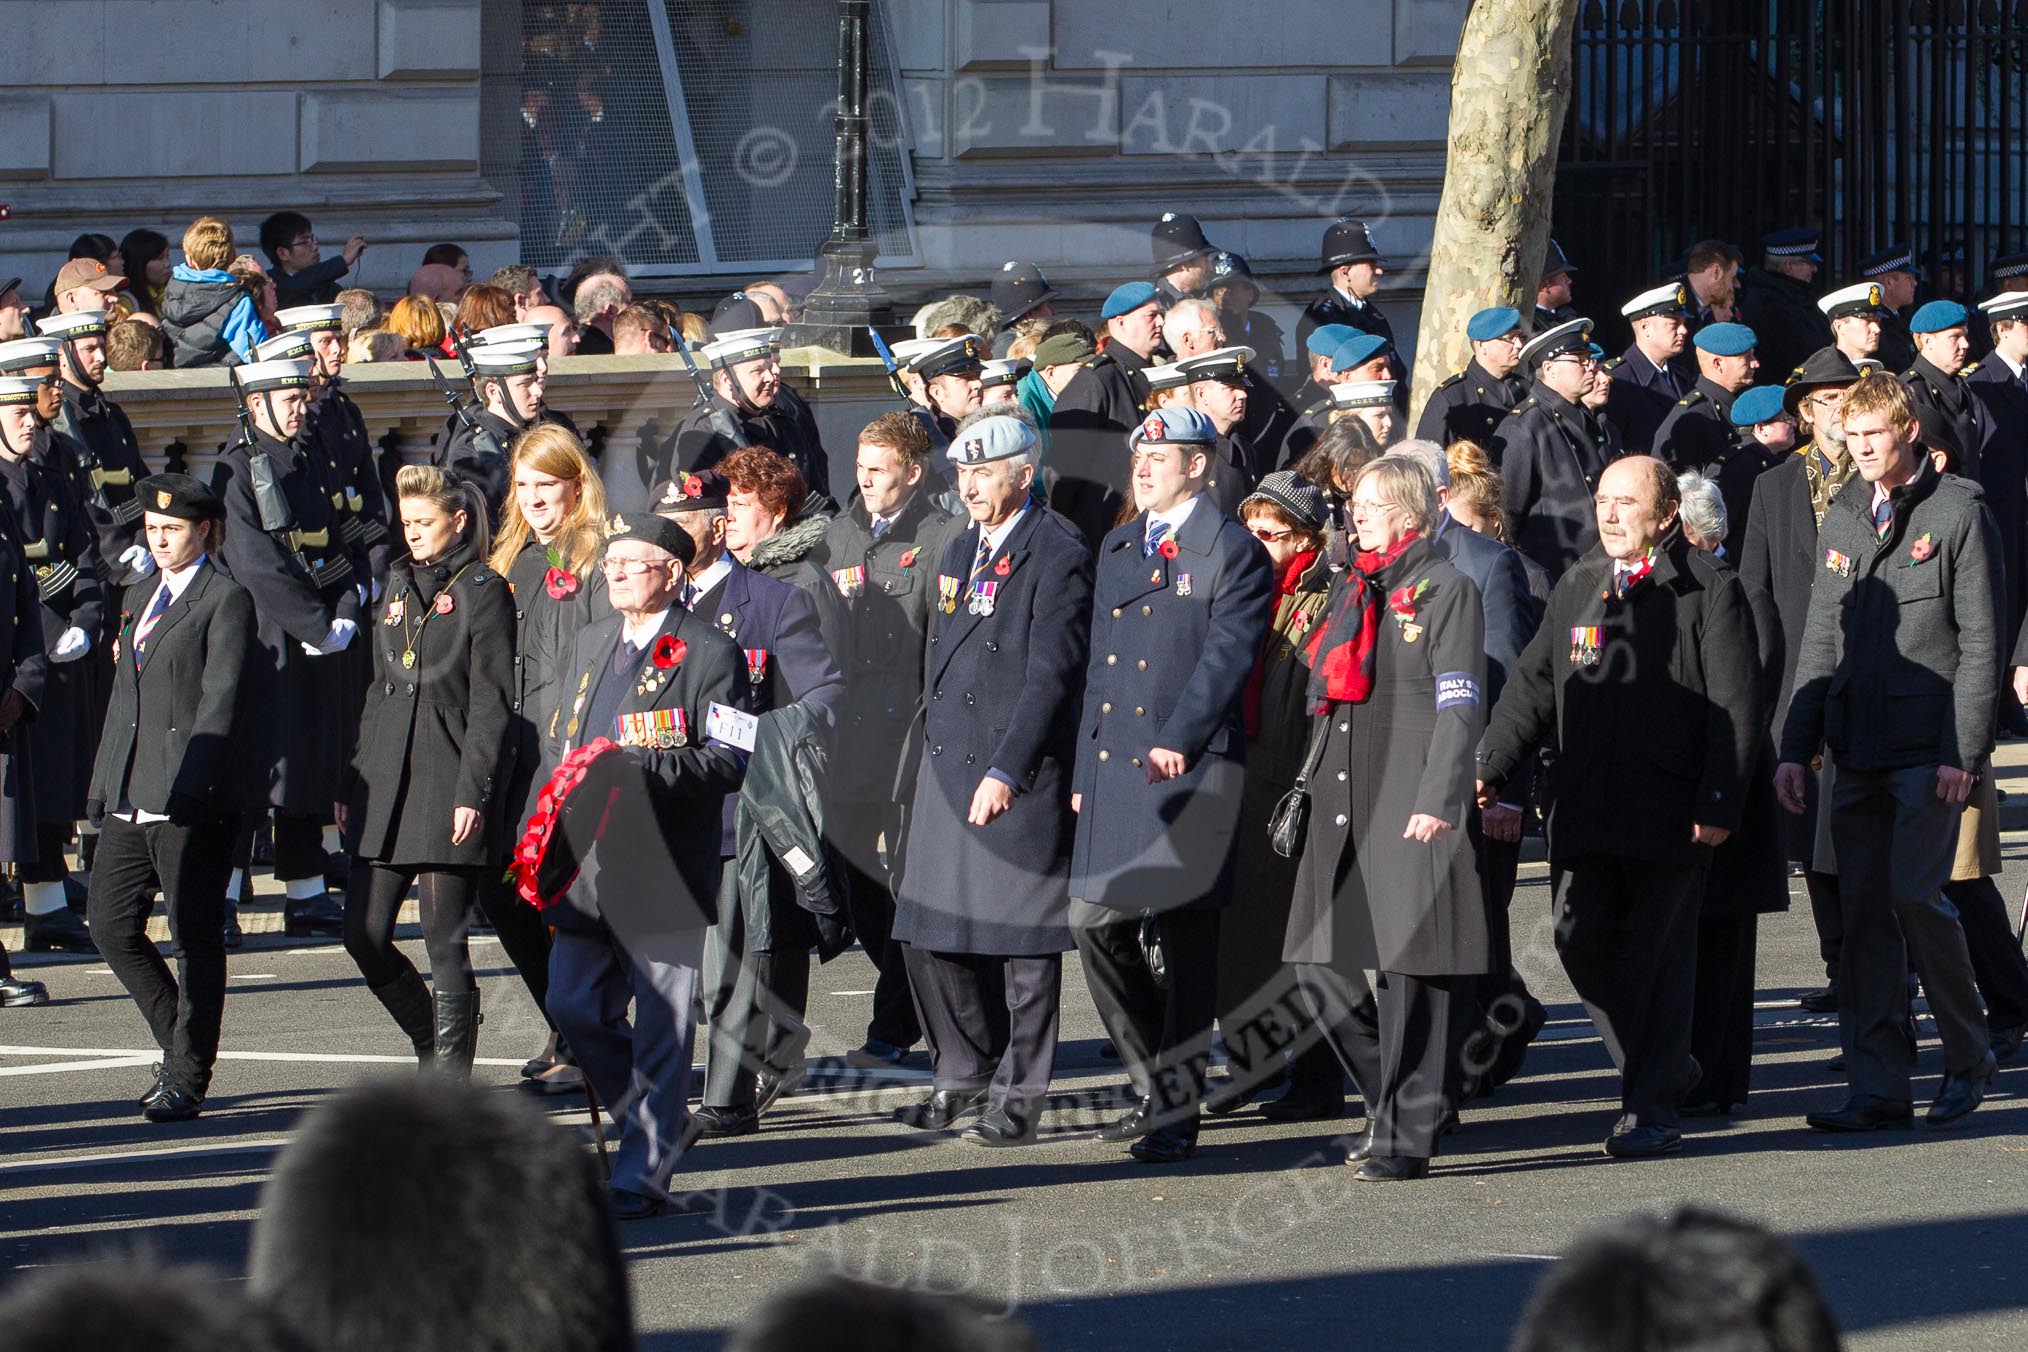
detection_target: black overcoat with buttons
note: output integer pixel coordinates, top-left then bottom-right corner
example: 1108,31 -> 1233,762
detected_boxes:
504,540 -> 610,819
1493,380 -> 1624,583
1068,498 -> 1273,914
892,506 -> 1093,955
49,381 -> 149,583
1284,546 -> 1490,974
309,379 -> 394,581
1413,359 -> 1524,450
344,542 -> 515,868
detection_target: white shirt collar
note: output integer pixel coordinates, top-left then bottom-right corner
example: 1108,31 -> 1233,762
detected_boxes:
1146,493 -> 1202,540
684,555 -> 734,606
2000,351 -> 2027,381
980,506 -> 1028,556
154,555 -> 207,605
621,606 -> 672,650
1335,285 -> 1367,310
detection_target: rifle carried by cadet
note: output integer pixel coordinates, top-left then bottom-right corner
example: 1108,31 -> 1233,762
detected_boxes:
672,330 -> 748,450
233,365 -> 349,594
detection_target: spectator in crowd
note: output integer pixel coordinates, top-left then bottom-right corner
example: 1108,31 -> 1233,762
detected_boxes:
49,256 -> 126,314
105,318 -> 166,372
345,328 -> 404,364
678,310 -> 710,347
745,280 -> 797,325
572,272 -> 631,356
335,286 -> 381,338
1508,1208 -> 1842,1352
160,217 -> 266,367
489,263 -> 545,318
68,232 -> 121,272
450,283 -> 516,341
560,255 -> 627,307
248,1078 -> 634,1352
407,263 -> 465,304
725,1276 -> 1036,1352
118,228 -> 171,316
421,243 -> 472,288
228,253 -> 280,335
0,1263 -> 284,1352
919,294 -> 1001,339
528,302 -> 579,359
386,295 -> 447,357
0,278 -> 30,340
259,210 -> 367,308
612,302 -> 673,355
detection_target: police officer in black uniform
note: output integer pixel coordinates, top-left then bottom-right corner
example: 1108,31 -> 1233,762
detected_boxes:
1493,318 -> 1624,582
990,261 -> 1059,338
1150,213 -> 1219,310
0,350 -> 101,952
1414,306 -> 1527,449
211,356 -> 365,937
1296,218 -> 1393,359
1858,242 -> 1922,373
1534,239 -> 1580,331
85,474 -> 256,1122
1208,251 -> 1288,386
813,412 -> 962,1066
667,327 -> 830,495
1738,228 -> 1834,384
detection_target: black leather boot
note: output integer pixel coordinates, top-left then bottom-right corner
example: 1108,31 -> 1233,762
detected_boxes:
367,971 -> 437,1067
432,988 -> 483,1078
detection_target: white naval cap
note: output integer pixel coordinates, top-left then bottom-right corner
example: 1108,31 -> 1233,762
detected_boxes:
701,328 -> 782,368
470,322 -> 553,348
273,303 -> 347,333
980,357 -> 1031,388
1328,379 -> 1398,409
0,337 -> 61,373
253,329 -> 317,363
35,309 -> 110,341
1620,282 -> 1691,321
1818,281 -> 1887,318
236,357 -> 316,393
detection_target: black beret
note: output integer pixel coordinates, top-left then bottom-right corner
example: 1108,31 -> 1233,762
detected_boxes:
650,470 -> 729,513
602,511 -> 696,566
136,472 -> 224,522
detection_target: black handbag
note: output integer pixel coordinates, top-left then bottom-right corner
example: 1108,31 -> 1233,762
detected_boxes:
1268,716 -> 1333,860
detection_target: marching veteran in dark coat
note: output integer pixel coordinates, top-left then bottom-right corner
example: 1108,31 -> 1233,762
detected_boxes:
1285,454 -> 1489,1182
1479,456 -> 1762,1161
1494,319 -> 1624,583
537,510 -> 750,1220
0,464 -> 46,1006
889,408 -> 1092,1146
339,466 -> 513,1077
0,361 -> 103,953
38,308 -> 151,585
1069,406 -> 1274,1165
84,474 -> 257,1124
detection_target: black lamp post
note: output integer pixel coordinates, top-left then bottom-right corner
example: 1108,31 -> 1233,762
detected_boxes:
785,0 -> 893,355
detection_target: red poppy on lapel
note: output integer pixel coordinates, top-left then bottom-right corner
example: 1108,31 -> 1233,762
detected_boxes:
993,555 -> 1012,577
544,567 -> 580,600
434,592 -> 454,615
652,635 -> 686,669
899,547 -> 919,570
1157,539 -> 1179,560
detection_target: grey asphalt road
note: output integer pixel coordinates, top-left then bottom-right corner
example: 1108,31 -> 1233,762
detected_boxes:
2,856 -> 2024,1352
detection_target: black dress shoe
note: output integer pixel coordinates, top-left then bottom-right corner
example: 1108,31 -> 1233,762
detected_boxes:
0,976 -> 48,1007
283,894 -> 345,937
1604,1121 -> 1683,1158
139,1061 -> 167,1108
844,1040 -> 907,1069
960,1107 -> 1036,1147
1679,1099 -> 1734,1119
1261,1088 -> 1348,1123
24,907 -> 95,953
688,1104 -> 759,1138
1201,1074 -> 1251,1117
606,1187 -> 663,1221
1990,1023 -> 2025,1064
1343,1124 -> 1376,1164
894,1086 -> 989,1130
143,1087 -> 203,1123
1095,1097 -> 1153,1142
755,1066 -> 802,1114
1129,1124 -> 1198,1164
222,902 -> 243,952
1797,985 -> 1839,1014
1353,1154 -> 1429,1181
1928,1055 -> 1997,1128
1805,1094 -> 1914,1132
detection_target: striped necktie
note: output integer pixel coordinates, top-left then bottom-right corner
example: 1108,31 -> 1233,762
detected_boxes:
132,582 -> 172,665
1144,519 -> 1173,558
970,529 -> 993,580
1873,497 -> 1893,539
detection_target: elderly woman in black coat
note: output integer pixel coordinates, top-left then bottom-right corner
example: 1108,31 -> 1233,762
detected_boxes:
1284,453 -> 1490,1181
339,464 -> 514,1075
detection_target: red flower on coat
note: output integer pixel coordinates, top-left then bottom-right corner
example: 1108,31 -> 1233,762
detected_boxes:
898,547 -> 919,570
1157,539 -> 1179,560
1909,533 -> 1935,563
544,567 -> 580,600
682,474 -> 703,498
433,592 -> 454,615
652,635 -> 686,669
994,555 -> 1012,576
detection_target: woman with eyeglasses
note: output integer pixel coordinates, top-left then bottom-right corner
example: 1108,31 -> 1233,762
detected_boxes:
338,465 -> 514,1075
1204,471 -> 1347,1123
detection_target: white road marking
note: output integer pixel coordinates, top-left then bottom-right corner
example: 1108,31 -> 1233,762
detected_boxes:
0,1137 -> 295,1175
0,1044 -> 523,1067
0,1055 -> 156,1077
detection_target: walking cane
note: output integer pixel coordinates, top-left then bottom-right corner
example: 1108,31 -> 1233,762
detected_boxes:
582,1075 -> 612,1180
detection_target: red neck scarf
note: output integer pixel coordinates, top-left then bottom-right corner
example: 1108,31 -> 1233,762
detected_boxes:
1243,549 -> 1323,735
1303,531 -> 1421,711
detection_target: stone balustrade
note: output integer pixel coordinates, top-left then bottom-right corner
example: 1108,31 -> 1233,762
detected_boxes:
102,351 -> 899,511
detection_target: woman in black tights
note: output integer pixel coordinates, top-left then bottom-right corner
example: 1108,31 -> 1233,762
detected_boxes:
339,464 -> 514,1074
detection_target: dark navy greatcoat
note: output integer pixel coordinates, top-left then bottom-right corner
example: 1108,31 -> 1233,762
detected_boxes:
1968,352 -> 2028,641
1494,381 -> 1623,583
1068,497 -> 1273,914
893,506 -> 1093,955
1738,448 -> 1828,859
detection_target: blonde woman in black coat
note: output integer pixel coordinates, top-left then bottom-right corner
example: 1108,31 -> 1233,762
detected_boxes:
339,465 -> 514,1075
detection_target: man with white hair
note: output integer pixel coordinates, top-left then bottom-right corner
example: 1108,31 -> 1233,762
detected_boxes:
1163,298 -> 1224,361
1675,469 -> 1730,553
571,272 -> 631,356
890,408 -> 1093,1147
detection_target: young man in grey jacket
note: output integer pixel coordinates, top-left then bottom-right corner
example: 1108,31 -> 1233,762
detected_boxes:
1778,373 -> 2002,1132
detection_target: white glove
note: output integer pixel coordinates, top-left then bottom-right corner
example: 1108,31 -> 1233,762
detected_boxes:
301,618 -> 358,656
51,626 -> 91,662
118,544 -> 157,578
